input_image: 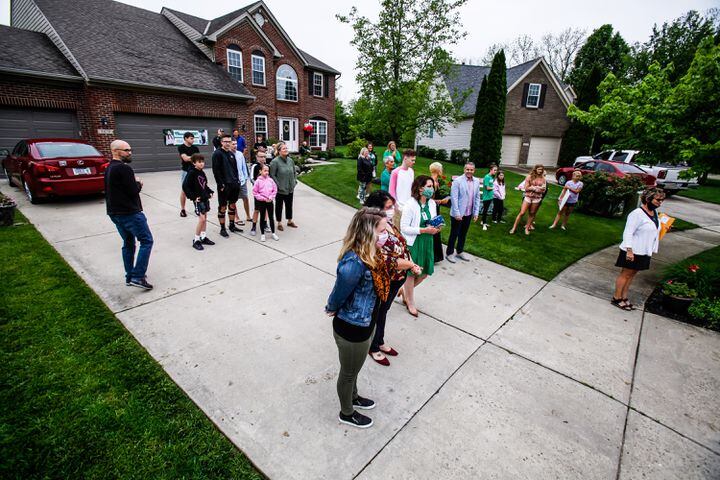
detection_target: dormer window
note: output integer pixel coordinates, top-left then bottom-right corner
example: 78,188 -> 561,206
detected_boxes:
526,83 -> 541,108
227,45 -> 243,83
313,72 -> 323,97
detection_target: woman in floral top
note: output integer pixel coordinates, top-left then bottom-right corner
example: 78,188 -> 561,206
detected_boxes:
509,164 -> 547,236
364,190 -> 421,366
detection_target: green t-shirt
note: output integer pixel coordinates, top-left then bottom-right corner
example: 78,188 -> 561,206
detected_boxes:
482,174 -> 495,201
381,169 -> 392,191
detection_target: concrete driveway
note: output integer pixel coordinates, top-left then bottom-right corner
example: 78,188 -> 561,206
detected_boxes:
2,171 -> 719,479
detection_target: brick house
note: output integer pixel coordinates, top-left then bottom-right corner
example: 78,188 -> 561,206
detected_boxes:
416,57 -> 575,167
1,0 -> 339,172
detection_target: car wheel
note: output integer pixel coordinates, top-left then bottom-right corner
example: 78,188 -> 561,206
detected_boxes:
557,174 -> 567,186
23,177 -> 40,204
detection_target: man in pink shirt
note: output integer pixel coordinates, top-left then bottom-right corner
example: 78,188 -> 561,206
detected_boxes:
388,149 -> 416,227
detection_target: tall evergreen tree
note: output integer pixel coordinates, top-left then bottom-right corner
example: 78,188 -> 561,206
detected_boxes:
469,50 -> 507,166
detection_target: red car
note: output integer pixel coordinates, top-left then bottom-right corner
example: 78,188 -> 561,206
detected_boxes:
2,138 -> 108,203
556,160 -> 656,187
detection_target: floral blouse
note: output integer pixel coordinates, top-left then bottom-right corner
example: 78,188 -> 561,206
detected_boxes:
524,176 -> 547,201
380,223 -> 412,282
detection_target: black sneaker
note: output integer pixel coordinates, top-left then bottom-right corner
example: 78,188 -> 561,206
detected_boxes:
352,396 -> 376,410
220,227 -> 229,238
338,411 -> 373,429
193,240 -> 204,251
228,224 -> 243,233
201,237 -> 215,245
125,278 -> 131,286
129,278 -> 153,290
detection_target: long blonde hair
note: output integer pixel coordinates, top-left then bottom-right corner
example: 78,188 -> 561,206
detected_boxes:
529,164 -> 545,182
338,207 -> 385,268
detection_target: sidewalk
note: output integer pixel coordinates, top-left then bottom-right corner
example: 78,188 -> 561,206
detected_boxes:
2,171 -> 719,479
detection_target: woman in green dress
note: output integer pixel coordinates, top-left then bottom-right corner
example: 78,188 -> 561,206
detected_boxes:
399,175 -> 441,317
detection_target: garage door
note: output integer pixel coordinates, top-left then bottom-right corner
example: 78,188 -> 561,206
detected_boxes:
528,137 -> 562,167
0,107 -> 80,154
115,113 -> 235,173
500,135 -> 522,166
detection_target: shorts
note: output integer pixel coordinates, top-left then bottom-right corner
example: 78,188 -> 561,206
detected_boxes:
564,201 -> 577,208
181,170 -> 188,184
218,183 -> 240,205
615,250 -> 651,271
194,199 -> 210,215
523,197 -> 542,204
238,181 -> 248,199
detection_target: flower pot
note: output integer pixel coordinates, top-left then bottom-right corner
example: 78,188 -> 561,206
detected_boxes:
662,294 -> 694,315
0,204 -> 16,226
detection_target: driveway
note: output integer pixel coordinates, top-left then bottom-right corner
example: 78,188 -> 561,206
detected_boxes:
2,171 -> 719,479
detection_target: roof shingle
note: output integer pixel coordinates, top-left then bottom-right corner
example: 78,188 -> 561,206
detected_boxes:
163,7 -> 208,34
0,25 -> 81,79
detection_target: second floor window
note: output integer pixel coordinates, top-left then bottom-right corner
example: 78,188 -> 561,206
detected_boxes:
526,83 -> 541,108
227,46 -> 243,83
251,54 -> 265,86
276,64 -> 298,102
313,72 -> 323,97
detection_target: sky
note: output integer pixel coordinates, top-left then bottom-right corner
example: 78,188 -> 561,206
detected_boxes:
0,0 -> 716,102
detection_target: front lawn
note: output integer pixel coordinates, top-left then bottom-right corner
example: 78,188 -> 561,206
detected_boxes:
0,212 -> 261,479
678,178 -> 720,205
300,156 -> 695,280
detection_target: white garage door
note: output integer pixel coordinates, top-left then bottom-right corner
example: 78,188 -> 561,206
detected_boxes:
500,135 -> 522,166
528,137 -> 561,167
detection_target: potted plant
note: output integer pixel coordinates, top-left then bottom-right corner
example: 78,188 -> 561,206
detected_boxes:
662,280 -> 698,314
0,192 -> 17,227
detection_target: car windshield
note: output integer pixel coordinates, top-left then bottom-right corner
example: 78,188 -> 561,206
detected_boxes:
36,143 -> 101,159
615,163 -> 646,174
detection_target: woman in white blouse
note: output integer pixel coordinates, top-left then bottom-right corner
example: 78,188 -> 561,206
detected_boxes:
612,188 -> 665,310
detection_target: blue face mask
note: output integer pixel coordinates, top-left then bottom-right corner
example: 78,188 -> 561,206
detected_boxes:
422,187 -> 434,198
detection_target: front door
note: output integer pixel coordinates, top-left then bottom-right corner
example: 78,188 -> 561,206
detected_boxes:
278,117 -> 298,152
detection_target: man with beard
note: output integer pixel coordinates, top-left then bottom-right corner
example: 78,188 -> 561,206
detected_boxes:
105,139 -> 154,290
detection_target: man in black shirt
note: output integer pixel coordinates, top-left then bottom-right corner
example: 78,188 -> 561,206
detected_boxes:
212,133 -> 242,237
178,131 -> 199,218
105,139 -> 154,290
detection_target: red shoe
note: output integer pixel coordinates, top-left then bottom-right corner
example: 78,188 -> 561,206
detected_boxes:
369,352 -> 390,366
380,346 -> 398,356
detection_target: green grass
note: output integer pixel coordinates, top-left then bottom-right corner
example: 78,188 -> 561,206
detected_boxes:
0,211 -> 262,479
301,156 -> 696,280
678,178 -> 720,205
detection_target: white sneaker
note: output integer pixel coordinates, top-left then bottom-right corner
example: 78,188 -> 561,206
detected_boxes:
265,226 -> 271,233
456,252 -> 470,262
260,234 -> 266,242
250,229 -> 256,236
482,224 -> 488,231
446,254 -> 457,263
272,233 -> 279,241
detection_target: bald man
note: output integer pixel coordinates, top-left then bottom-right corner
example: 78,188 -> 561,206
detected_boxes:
105,140 -> 154,290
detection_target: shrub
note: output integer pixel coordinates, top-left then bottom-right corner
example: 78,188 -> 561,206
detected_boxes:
347,138 -> 368,159
662,280 -> 697,298
417,145 -> 432,158
315,151 -> 329,160
663,262 -> 720,298
688,298 -> 720,331
266,137 -> 279,146
577,172 -> 645,217
327,148 -> 342,159
435,148 -> 448,162
450,149 -> 470,164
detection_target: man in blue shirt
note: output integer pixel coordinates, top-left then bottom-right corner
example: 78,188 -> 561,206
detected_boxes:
232,128 -> 246,157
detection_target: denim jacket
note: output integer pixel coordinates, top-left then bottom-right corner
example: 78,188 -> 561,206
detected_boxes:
325,251 -> 377,327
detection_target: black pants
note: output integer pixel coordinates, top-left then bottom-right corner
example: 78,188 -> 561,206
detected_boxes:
446,215 -> 472,255
481,199 -> 492,224
370,278 -> 406,353
256,200 -> 275,233
492,198 -> 504,222
275,192 -> 294,221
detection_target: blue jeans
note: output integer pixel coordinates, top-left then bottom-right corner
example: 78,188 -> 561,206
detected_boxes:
109,212 -> 154,282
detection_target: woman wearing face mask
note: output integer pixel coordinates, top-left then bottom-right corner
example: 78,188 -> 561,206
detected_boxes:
400,175 -> 440,317
364,190 -> 421,366
325,207 -> 390,429
612,188 -> 665,311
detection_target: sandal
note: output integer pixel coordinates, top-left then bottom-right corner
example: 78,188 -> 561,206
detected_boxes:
622,298 -> 637,310
611,297 -> 632,311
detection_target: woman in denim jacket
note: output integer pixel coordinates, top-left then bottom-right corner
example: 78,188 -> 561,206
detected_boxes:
325,207 -> 389,429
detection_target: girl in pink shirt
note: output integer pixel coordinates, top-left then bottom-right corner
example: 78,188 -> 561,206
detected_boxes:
252,164 -> 279,241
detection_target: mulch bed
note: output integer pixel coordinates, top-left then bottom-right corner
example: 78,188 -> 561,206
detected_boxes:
644,286 -> 706,327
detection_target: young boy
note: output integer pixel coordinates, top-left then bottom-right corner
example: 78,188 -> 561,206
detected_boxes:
182,154 -> 216,250
251,164 -> 279,242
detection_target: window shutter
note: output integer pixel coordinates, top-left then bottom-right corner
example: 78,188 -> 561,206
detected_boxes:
324,74 -> 329,97
308,73 -> 313,96
539,84 -> 547,108
521,83 -> 529,107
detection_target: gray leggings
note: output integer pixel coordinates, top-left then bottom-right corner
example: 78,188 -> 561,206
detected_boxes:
334,328 -> 374,416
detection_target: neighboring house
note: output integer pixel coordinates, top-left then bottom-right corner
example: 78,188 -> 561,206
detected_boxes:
1,0 -> 339,173
417,57 -> 575,167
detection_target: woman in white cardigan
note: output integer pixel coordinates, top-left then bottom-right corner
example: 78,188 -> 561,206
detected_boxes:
613,188 -> 665,311
400,175 -> 441,317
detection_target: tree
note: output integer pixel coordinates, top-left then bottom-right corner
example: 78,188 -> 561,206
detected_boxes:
629,10 -> 719,84
337,0 -> 467,142
557,64 -> 603,166
334,99 -> 352,145
469,50 -> 507,166
536,28 -> 586,82
481,36 -> 535,66
567,24 -> 629,90
347,97 -> 384,145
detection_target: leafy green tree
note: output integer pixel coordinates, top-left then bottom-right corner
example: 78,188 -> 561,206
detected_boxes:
567,24 -> 629,91
558,64 -> 603,165
347,97 -> 385,145
334,99 -> 352,145
337,0 -> 467,142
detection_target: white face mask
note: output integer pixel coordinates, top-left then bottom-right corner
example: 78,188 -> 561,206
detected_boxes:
376,231 -> 389,247
385,208 -> 395,220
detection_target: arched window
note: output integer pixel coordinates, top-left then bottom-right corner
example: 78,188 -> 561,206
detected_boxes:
226,45 -> 243,83
276,64 -> 298,101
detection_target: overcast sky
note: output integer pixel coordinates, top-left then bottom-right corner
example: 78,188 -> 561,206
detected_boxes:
1,0 -> 716,102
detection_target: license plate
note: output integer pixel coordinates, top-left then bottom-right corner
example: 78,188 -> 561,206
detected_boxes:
73,167 -> 91,175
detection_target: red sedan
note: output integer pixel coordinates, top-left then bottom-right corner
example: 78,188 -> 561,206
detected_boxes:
556,160 -> 656,187
2,138 -> 108,203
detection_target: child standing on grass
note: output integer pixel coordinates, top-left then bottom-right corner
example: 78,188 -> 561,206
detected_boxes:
182,154 -> 216,251
550,170 -> 583,230
492,170 -> 506,224
252,164 -> 279,242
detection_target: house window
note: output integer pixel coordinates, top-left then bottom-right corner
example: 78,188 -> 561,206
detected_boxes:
227,46 -> 243,83
276,64 -> 298,101
309,119 -> 328,149
428,125 -> 434,139
313,72 -> 324,97
526,83 -> 541,108
251,54 -> 265,86
254,114 -> 268,139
